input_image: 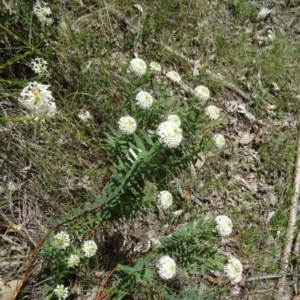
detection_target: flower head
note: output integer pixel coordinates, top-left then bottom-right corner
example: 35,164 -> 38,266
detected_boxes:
54,231 -> 71,250
29,57 -> 50,77
157,121 -> 183,148
67,254 -> 80,268
157,256 -> 176,279
82,240 -> 97,257
194,85 -> 210,101
224,257 -> 243,281
135,91 -> 153,109
128,58 -> 147,77
213,134 -> 226,149
78,109 -> 92,122
118,116 -> 137,135
53,284 -> 69,300
204,105 -> 220,120
157,191 -> 173,209
19,82 -> 57,120
33,1 -> 53,25
149,62 -> 162,73
215,215 -> 233,237
166,71 -> 181,83
167,115 -> 181,127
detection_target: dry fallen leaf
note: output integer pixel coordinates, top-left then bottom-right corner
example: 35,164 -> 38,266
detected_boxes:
195,152 -> 206,169
239,132 -> 256,145
0,279 -> 21,300
206,275 -> 223,285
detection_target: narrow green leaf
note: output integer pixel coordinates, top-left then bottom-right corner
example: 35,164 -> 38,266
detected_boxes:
140,129 -> 154,145
133,133 -> 146,151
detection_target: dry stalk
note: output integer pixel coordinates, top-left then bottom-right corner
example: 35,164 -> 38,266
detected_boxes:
276,120 -> 300,292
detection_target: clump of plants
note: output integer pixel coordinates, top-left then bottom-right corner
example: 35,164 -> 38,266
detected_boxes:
2,1 -> 244,299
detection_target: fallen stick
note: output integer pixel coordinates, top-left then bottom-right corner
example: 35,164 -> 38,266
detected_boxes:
276,119 -> 300,293
246,273 -> 300,282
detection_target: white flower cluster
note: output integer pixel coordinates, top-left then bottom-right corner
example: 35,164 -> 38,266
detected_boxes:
30,57 -> 50,77
167,114 -> 181,127
215,215 -> 233,237
194,85 -> 210,101
157,121 -> 183,148
128,58 -> 147,77
82,240 -> 98,257
53,284 -> 69,300
118,116 -> 137,135
67,254 -> 80,268
127,148 -> 142,163
224,257 -> 243,281
213,134 -> 226,149
166,71 -> 181,83
150,61 -> 162,73
54,231 -> 71,250
78,109 -> 92,122
205,105 -> 220,120
135,91 -> 153,109
157,256 -> 176,279
33,1 -> 53,25
157,191 -> 173,209
19,82 -> 57,120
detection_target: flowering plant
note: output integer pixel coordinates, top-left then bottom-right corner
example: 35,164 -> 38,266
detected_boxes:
19,82 -> 57,120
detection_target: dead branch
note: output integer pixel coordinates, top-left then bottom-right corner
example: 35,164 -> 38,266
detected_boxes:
276,120 -> 300,292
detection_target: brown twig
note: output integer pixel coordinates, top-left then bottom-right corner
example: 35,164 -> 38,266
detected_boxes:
276,120 -> 300,292
96,264 -> 120,300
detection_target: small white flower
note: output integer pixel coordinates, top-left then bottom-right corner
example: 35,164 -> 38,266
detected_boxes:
150,62 -> 162,73
213,134 -> 226,149
33,1 -> 53,25
135,91 -> 153,109
128,58 -> 147,77
194,85 -> 210,101
78,109 -> 92,122
224,257 -> 243,281
127,148 -> 142,163
167,115 -> 181,127
157,191 -> 173,209
82,240 -> 97,257
157,121 -> 183,148
67,254 -> 80,268
204,105 -> 220,120
29,57 -> 50,76
54,231 -> 71,250
19,82 -> 57,120
166,71 -> 181,83
53,284 -> 69,300
215,215 -> 233,237
118,116 -> 137,135
157,256 -> 176,279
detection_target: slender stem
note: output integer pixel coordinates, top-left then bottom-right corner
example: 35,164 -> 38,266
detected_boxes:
276,119 -> 300,292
